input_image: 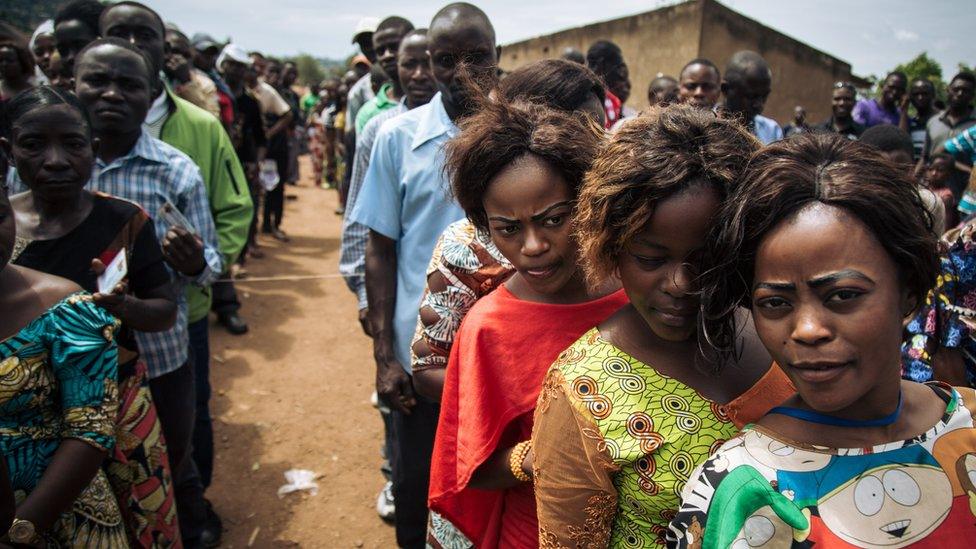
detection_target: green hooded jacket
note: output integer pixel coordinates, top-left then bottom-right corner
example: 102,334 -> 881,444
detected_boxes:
160,89 -> 253,322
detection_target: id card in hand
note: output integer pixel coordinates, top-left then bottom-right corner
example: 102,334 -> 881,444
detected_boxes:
97,248 -> 128,294
159,201 -> 196,235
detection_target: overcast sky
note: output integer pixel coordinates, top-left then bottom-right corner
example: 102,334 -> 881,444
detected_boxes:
143,0 -> 973,79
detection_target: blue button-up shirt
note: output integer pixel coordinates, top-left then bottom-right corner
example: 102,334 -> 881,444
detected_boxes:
348,93 -> 466,372
753,114 -> 784,145
8,130 -> 222,378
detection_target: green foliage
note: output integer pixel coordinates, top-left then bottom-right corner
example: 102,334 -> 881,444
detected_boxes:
895,52 -> 943,83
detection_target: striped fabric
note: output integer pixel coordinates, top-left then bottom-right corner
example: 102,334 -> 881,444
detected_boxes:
339,102 -> 407,309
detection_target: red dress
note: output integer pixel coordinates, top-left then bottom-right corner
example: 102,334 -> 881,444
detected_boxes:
429,285 -> 629,548
603,91 -> 623,129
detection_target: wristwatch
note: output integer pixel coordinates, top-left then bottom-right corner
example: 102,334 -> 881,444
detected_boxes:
8,518 -> 39,545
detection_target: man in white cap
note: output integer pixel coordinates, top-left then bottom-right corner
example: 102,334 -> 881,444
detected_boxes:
339,16 -> 379,213
348,16 -> 380,122
218,43 -> 268,262
246,50 -> 293,241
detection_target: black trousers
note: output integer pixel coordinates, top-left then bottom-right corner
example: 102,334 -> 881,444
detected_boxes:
149,360 -> 207,547
187,318 -> 215,489
390,393 -> 440,549
339,127 -> 356,205
262,155 -> 287,231
211,277 -> 241,315
243,173 -> 261,260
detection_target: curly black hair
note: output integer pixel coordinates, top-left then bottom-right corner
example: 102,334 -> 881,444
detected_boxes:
446,99 -> 603,232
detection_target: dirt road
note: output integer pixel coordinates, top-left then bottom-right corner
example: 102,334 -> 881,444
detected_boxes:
206,157 -> 397,548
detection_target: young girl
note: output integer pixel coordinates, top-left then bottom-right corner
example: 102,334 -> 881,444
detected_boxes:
668,132 -> 976,546
428,99 -> 627,548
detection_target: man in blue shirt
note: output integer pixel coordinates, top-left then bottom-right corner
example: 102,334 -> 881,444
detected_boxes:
721,50 -> 783,145
348,3 -> 498,546
339,27 -> 436,524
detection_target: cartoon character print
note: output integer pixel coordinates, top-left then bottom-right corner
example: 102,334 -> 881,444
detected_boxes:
813,447 -> 952,548
672,464 -> 810,548
930,418 -> 976,524
960,453 -> 976,519
730,504 -> 813,549
742,430 -> 833,476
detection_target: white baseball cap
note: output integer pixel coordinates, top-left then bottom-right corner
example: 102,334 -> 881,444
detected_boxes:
351,17 -> 380,43
217,43 -> 252,70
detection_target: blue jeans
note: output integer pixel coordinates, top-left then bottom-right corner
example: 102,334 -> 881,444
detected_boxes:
188,318 -> 214,489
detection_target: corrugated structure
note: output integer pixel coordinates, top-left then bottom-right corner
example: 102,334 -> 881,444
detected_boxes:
500,0 -> 856,125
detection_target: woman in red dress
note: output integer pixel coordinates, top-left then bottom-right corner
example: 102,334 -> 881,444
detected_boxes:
428,97 -> 627,547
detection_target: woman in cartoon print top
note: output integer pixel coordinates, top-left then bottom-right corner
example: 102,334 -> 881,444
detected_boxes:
667,133 -> 976,548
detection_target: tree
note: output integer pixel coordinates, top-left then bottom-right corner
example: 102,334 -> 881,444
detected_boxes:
290,53 -> 326,87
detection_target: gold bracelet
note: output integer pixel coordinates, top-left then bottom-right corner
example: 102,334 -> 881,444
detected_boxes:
509,440 -> 532,482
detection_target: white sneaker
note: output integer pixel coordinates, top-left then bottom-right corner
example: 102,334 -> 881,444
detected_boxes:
371,390 -> 392,414
376,481 -> 395,522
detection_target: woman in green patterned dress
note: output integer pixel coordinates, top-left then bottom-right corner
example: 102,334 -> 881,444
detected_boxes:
0,182 -> 127,546
531,107 -> 795,547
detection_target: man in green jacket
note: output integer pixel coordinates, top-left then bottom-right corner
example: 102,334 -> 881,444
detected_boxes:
100,3 -> 252,546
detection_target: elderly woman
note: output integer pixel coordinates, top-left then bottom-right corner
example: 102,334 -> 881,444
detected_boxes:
531,107 -> 794,546
668,132 -> 976,547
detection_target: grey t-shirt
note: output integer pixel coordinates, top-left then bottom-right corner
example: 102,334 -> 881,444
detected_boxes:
344,74 -> 375,137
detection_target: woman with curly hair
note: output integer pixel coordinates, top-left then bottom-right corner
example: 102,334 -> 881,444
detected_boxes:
412,58 -> 608,402
531,106 -> 793,547
427,96 -> 627,547
667,132 -> 976,547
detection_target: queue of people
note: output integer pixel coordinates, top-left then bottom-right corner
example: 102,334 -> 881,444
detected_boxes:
2,1 -> 976,548
332,3 -> 976,549
0,0 -> 317,546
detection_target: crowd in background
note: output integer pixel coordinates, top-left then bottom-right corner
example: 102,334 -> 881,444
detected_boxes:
1,1 -> 976,548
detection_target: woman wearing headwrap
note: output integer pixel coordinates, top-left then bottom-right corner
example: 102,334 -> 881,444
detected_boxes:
29,20 -> 55,85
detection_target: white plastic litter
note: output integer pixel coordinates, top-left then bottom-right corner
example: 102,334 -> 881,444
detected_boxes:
259,159 -> 280,191
277,469 -> 319,497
